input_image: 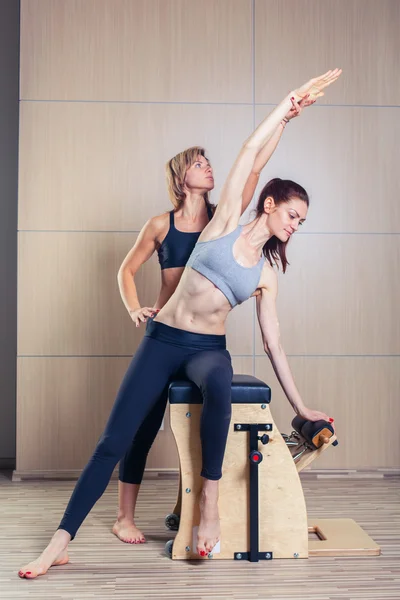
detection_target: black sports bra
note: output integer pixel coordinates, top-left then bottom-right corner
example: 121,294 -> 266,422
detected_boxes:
157,203 -> 213,270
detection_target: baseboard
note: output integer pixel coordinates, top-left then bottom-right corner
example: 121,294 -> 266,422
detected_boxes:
11,467 -> 400,482
12,467 -> 180,482
300,468 -> 400,479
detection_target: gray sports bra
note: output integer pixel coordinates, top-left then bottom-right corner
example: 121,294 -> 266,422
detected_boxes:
186,225 -> 265,307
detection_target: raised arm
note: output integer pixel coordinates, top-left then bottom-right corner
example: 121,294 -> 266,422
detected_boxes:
256,265 -> 332,422
241,95 -> 315,209
211,69 -> 341,235
117,217 -> 163,327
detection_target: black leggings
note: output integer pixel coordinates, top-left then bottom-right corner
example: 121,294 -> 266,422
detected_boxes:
58,320 -> 233,539
119,323 -> 234,485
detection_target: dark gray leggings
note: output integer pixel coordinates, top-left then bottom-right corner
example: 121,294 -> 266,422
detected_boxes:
58,320 -> 233,539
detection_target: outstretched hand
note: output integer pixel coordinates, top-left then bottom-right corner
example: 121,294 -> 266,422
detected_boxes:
294,68 -> 342,101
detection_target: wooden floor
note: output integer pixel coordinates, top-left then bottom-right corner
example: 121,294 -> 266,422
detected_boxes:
1,471 -> 399,600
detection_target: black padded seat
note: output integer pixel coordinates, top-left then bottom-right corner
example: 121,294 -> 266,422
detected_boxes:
168,374 -> 271,405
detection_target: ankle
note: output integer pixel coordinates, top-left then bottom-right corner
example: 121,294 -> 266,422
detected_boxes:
42,531 -> 69,557
53,529 -> 70,543
116,513 -> 135,524
201,481 -> 219,500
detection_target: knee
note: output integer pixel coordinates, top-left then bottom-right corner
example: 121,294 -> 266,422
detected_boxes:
201,367 -> 232,404
94,433 -> 127,462
202,361 -> 233,389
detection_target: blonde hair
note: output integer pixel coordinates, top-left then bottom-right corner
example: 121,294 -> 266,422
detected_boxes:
165,146 -> 213,210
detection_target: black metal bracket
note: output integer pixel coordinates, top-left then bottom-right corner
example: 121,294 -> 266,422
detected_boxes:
234,552 -> 273,561
234,423 -> 273,563
234,423 -> 273,432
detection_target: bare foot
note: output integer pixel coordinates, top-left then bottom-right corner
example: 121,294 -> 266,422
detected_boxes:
18,529 -> 71,579
18,548 -> 69,579
196,489 -> 220,556
112,518 -> 146,544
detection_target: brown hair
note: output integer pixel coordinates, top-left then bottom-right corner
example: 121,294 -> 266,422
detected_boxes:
165,146 -> 214,211
256,178 -> 309,273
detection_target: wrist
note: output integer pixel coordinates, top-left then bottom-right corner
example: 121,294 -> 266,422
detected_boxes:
128,306 -> 140,315
289,89 -> 303,102
293,400 -> 306,416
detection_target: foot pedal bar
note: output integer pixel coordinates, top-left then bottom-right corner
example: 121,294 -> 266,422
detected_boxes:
234,423 -> 273,563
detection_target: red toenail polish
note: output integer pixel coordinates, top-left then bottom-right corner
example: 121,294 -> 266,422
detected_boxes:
26,571 -> 31,575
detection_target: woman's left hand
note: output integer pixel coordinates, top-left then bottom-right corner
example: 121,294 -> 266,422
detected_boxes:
298,406 -> 334,426
285,94 -> 316,122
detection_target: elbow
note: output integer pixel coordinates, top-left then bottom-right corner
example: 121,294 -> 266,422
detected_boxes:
117,264 -> 131,286
263,340 -> 282,360
243,139 -> 261,152
117,266 -> 124,284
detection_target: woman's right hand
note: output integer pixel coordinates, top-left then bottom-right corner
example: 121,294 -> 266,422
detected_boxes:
294,68 -> 342,101
129,307 -> 159,327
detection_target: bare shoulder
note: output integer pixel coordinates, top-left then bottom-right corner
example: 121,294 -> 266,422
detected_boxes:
145,211 -> 170,243
148,211 -> 170,231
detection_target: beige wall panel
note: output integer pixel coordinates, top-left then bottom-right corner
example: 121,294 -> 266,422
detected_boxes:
17,357 -> 179,471
255,356 -> 400,469
19,102 -> 253,231
255,0 -> 400,105
17,357 -> 129,471
18,231 -> 255,356
254,105 -> 400,233
18,232 -> 160,356
20,0 -> 252,103
231,356 -> 254,375
255,234 -> 400,356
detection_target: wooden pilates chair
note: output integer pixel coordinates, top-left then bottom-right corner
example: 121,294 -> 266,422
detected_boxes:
164,375 -> 380,561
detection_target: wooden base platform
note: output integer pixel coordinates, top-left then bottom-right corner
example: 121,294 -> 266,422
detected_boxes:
308,518 -> 381,557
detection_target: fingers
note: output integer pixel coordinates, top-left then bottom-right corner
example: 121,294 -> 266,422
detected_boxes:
135,307 -> 159,327
311,411 -> 331,422
142,307 -> 157,318
317,69 -> 334,80
321,68 -> 342,87
288,95 -> 304,119
312,68 -> 342,94
319,68 -> 341,83
298,94 -> 310,107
